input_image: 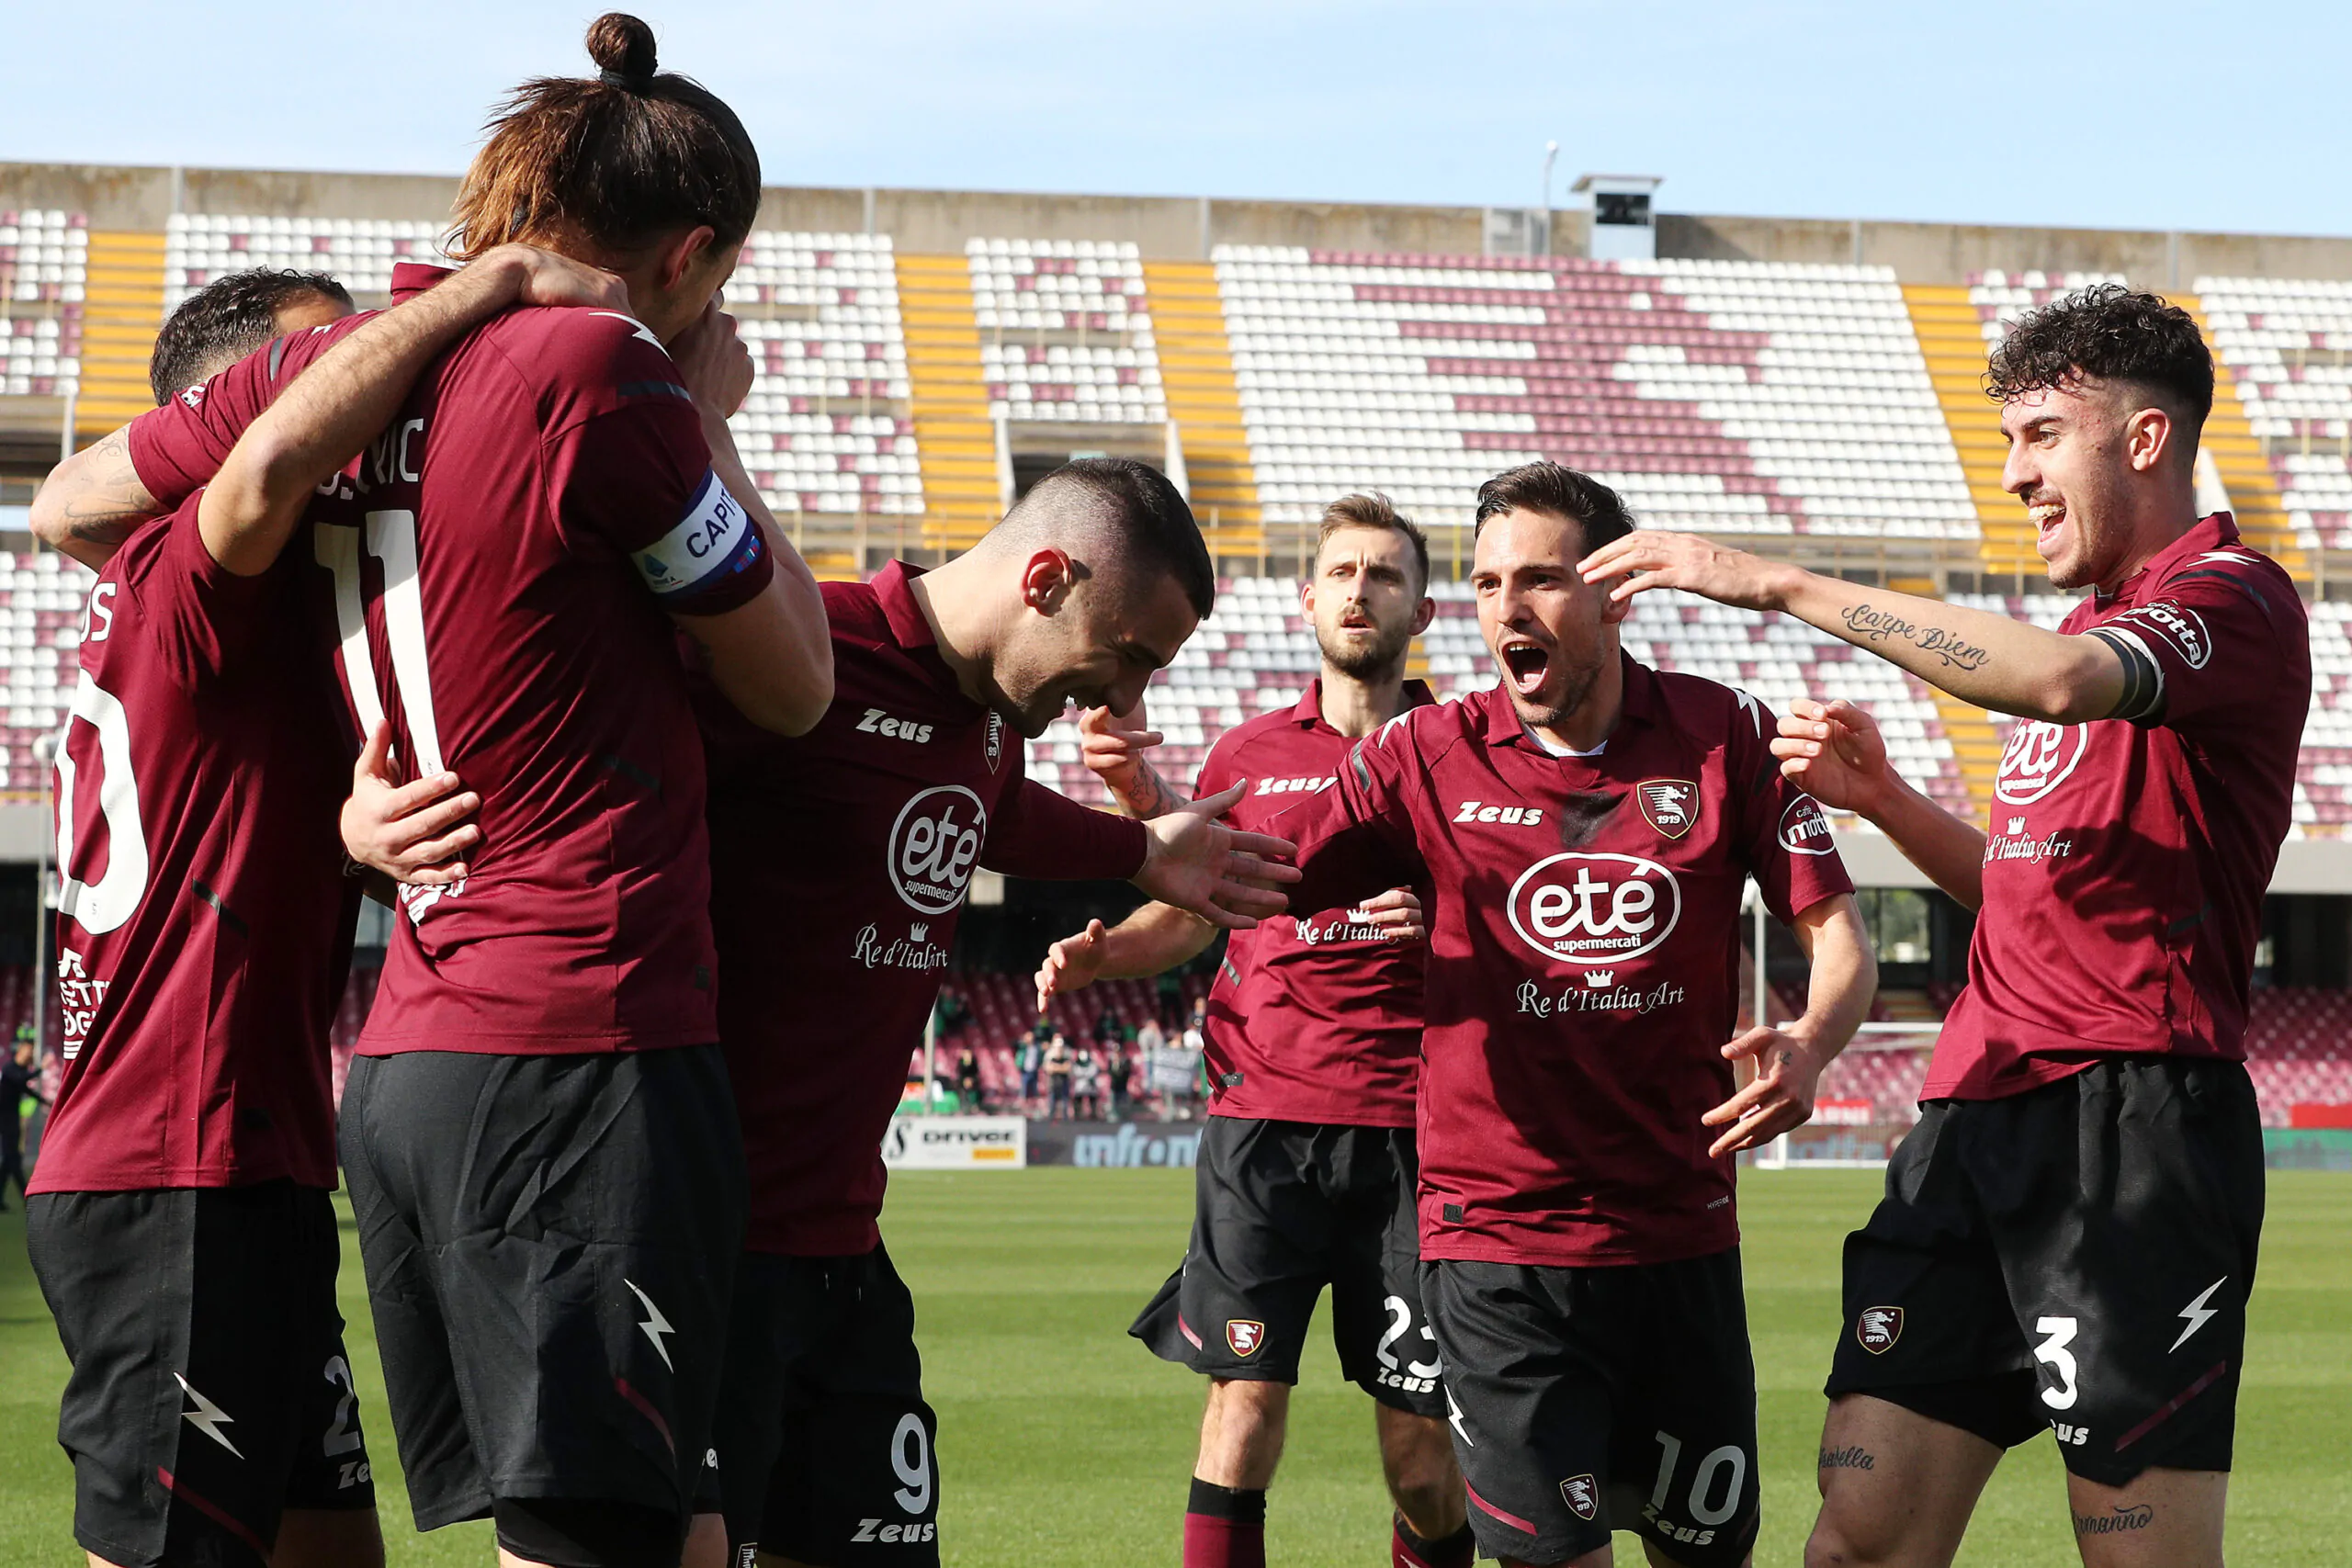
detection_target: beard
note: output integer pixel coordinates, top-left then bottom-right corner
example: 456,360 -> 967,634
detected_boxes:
1505,649 -> 1608,734
1316,620 -> 1415,681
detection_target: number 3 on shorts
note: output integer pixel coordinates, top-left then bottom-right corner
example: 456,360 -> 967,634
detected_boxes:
2033,1315 -> 2080,1410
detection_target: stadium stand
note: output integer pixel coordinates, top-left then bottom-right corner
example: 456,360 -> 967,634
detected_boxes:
2198,274 -> 2352,559
0,551 -> 92,792
721,231 -> 922,562
0,212 -> 87,401
968,237 -> 1166,425
163,212 -> 456,310
1216,246 -> 1974,558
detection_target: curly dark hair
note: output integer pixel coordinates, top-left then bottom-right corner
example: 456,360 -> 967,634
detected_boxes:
149,268 -> 353,404
1983,283 -> 2213,435
1473,461 -> 1635,553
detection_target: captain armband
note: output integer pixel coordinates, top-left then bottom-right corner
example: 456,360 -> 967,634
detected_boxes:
630,468 -> 772,614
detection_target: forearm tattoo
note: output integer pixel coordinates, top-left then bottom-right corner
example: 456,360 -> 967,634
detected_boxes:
1110,758 -> 1182,820
56,428 -> 160,543
1838,602 -> 1991,671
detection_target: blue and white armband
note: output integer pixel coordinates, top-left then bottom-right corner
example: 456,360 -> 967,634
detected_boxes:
632,468 -> 773,614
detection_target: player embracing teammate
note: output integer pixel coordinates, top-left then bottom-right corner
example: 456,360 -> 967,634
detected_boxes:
1588,285 -> 2304,1565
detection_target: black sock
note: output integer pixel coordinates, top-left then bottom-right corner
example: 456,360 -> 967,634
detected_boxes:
1393,1511 -> 1476,1568
1186,1477 -> 1268,1525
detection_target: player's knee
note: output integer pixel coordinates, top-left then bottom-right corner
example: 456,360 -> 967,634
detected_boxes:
1804,1506 -> 1900,1568
492,1495 -> 686,1568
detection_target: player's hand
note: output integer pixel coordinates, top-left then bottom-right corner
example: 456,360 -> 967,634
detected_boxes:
1079,697 -> 1168,802
1577,529 -> 1799,612
1703,1026 -> 1830,1156
1134,783 -> 1300,931
470,243 -> 630,312
1769,697 -> 1895,818
671,301 -> 755,425
1035,919 -> 1108,1013
1354,886 -> 1426,942
341,719 -> 481,886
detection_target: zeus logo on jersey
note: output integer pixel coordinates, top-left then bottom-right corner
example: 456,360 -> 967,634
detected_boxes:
1506,853 -> 1682,964
1995,720 -> 2087,807
888,786 -> 988,915
1452,800 -> 1547,826
1256,774 -> 1335,795
855,707 -> 934,744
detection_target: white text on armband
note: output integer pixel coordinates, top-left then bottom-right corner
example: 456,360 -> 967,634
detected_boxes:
632,469 -> 765,609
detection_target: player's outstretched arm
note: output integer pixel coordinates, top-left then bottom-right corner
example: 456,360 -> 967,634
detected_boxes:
1079,698 -> 1182,818
1580,531 -> 2132,724
29,423 -> 160,571
1771,697 -> 1986,909
1033,886 -> 1421,1013
200,244 -> 628,576
666,302 -> 833,736
1132,784 -> 1301,931
1703,892 -> 1875,1157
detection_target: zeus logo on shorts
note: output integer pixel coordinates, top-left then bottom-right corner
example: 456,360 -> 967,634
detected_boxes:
631,469 -> 764,609
1506,853 -> 1682,965
1994,721 -> 2087,807
887,786 -> 988,915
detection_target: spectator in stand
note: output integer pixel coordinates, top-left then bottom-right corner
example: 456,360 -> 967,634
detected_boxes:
1157,969 -> 1185,1029
1018,1030 -> 1045,1111
954,1046 -> 982,1113
933,985 -> 971,1040
1136,1012 -> 1166,1060
1071,1045 -> 1104,1121
1046,1032 -> 1075,1120
1,1037 -> 41,1209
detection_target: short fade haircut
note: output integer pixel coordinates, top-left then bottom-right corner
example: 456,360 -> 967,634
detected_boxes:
150,269 -> 354,405
1017,457 -> 1215,617
1473,462 -> 1636,554
1984,283 -> 2214,440
1317,492 -> 1430,593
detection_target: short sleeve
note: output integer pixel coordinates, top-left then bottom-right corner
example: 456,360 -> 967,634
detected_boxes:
543,386 -> 774,616
129,319 -> 370,505
117,495 -> 284,693
1270,711 -> 1430,914
2086,560 -> 2293,736
1729,691 -> 1855,923
1191,731 -> 1237,804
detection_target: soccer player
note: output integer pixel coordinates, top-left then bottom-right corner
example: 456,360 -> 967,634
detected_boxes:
1580,286 -> 2304,1568
1271,463 -> 1876,1568
34,18 -> 831,1567
25,251 -> 605,1568
1034,494 -> 1474,1568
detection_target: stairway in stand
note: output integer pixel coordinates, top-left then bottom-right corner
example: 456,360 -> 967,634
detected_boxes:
1140,260 -> 1261,564
894,254 -> 1000,555
72,231 -> 167,440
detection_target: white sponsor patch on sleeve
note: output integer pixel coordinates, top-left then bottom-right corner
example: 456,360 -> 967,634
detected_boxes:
632,469 -> 759,607
2109,599 -> 2212,670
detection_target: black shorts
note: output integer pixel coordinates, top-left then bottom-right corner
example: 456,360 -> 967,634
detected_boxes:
714,1245 -> 940,1564
27,1181 -> 376,1568
1426,1249 -> 1758,1568
338,1045 -> 744,1530
1129,1117 -> 1444,1418
1826,1056 -> 2264,1486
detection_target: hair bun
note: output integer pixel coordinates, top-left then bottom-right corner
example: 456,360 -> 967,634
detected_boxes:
586,12 -> 658,87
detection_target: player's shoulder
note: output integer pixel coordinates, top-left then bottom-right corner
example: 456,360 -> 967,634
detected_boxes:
2150,533 -> 2303,621
1362,690 -> 1478,767
481,307 -> 686,400
1645,664 -> 1776,743
1204,704 -> 1304,768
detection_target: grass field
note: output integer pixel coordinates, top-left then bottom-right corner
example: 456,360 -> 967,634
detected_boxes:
2,1168 -> 2346,1565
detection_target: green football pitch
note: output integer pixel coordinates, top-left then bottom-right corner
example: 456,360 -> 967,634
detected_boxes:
2,1169 -> 2346,1565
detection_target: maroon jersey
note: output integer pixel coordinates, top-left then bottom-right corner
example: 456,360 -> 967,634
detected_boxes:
702,563 -> 1148,1255
1273,660 -> 1853,1267
1197,679 -> 1434,1127
127,266 -> 773,1055
30,499 -> 356,1193
1928,514 -> 2307,1100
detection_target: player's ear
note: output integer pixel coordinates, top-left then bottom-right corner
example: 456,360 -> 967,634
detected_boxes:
2124,404 -> 2172,475
1020,547 -> 1077,613
1410,594 -> 1436,637
1600,581 -> 1635,626
656,225 -> 718,291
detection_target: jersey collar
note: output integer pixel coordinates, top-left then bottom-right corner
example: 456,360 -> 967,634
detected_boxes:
1289,675 -> 1436,733
2097,512 -> 2239,608
390,262 -> 454,302
1477,650 -> 1657,750
869,560 -> 983,715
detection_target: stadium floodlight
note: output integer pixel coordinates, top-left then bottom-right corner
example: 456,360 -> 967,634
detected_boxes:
1540,141 -> 1560,255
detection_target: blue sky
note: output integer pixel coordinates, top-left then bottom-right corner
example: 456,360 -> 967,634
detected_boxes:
7,2 -> 2346,238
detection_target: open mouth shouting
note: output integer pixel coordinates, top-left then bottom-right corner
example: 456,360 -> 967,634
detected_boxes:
1499,638 -> 1552,697
2029,495 -> 2067,556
